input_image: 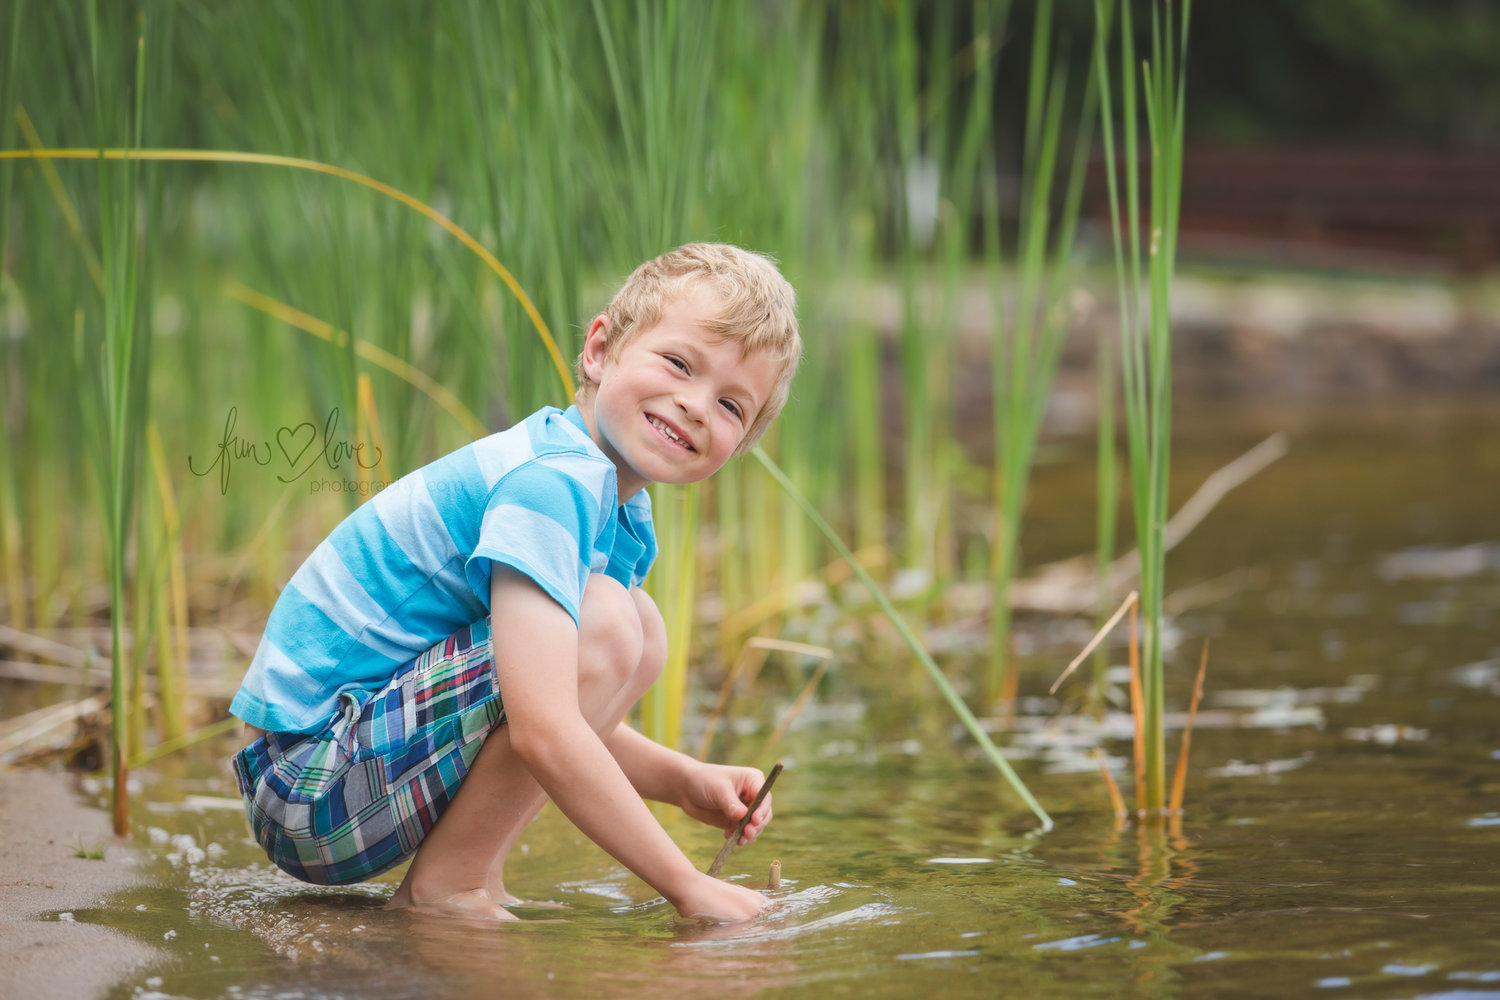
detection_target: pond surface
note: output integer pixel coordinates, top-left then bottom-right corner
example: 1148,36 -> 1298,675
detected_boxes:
55,395 -> 1500,999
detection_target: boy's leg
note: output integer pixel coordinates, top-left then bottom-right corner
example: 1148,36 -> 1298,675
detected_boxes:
386,575 -> 664,918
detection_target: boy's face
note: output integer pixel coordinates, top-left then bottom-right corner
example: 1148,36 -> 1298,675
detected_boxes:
581,287 -> 778,501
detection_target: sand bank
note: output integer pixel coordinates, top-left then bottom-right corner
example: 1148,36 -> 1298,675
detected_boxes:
0,766 -> 163,1000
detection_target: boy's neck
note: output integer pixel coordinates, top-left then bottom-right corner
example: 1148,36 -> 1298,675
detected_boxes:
573,393 -> 648,504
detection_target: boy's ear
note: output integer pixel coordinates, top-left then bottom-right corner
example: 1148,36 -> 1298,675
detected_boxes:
581,314 -> 611,383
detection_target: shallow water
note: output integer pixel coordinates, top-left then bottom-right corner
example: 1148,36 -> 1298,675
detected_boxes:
50,396 -> 1500,999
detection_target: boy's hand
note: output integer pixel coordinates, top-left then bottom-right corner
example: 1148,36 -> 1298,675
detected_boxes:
680,763 -> 773,846
670,871 -> 770,924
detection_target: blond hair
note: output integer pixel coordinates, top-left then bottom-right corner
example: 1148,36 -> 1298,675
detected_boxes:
576,243 -> 800,453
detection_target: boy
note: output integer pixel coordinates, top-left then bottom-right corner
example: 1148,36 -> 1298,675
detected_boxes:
229,243 -> 800,924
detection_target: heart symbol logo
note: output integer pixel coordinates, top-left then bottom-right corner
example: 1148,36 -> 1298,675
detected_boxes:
277,422 -> 316,468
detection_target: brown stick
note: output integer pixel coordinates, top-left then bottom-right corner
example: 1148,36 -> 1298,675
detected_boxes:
706,762 -> 783,878
1050,591 -> 1138,695
1008,434 -> 1289,614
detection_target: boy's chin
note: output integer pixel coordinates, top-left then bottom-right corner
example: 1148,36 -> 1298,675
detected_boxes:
629,453 -> 728,487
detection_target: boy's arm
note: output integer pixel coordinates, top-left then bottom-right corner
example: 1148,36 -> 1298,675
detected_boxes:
604,723 -> 693,802
605,724 -> 774,847
490,568 -> 765,920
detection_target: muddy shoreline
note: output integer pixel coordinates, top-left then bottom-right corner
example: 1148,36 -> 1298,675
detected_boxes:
0,766 -> 164,1000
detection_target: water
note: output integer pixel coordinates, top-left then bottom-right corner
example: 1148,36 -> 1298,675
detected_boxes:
51,396 -> 1500,998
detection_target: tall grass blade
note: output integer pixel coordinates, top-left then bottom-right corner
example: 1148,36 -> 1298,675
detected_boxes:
0,2 -> 24,634
89,2 -> 152,836
987,0 -> 1101,707
753,446 -> 1051,831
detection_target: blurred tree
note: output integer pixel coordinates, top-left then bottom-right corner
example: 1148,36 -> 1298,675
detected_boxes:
1190,0 -> 1500,147
914,0 -> 1500,150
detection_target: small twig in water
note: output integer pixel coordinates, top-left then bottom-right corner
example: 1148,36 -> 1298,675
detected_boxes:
698,638 -> 831,762
706,762 -> 783,878
1050,590 -> 1139,695
754,657 -> 831,764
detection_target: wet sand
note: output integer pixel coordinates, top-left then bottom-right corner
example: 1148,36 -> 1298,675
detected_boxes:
0,766 -> 163,1000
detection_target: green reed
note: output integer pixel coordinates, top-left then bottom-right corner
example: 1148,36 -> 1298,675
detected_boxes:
87,0 -> 154,835
0,3 -> 23,633
986,0 -> 1100,706
1094,0 -> 1192,814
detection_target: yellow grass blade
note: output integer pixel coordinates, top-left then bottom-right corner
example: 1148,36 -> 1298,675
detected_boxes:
1051,590 -> 1137,694
756,657 -> 832,764
1095,747 -> 1127,825
225,281 -> 488,439
14,109 -> 103,292
1168,638 -> 1209,816
1129,597 -> 1146,816
696,637 -> 832,762
2,145 -> 573,398
355,373 -> 393,487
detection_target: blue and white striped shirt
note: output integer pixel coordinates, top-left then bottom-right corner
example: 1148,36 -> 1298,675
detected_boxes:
229,405 -> 657,733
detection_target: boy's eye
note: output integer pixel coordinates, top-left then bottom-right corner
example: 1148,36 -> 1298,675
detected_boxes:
720,398 -> 744,420
665,355 -> 688,372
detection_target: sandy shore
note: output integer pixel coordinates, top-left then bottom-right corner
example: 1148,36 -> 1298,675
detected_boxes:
0,765 -> 163,1000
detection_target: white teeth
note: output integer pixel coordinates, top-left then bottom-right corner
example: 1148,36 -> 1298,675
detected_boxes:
648,415 -> 689,449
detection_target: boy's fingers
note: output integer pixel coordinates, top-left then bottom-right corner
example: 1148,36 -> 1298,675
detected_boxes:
751,794 -> 772,824
738,801 -> 771,844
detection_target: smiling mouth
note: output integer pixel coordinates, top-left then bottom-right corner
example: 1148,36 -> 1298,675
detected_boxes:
647,414 -> 695,452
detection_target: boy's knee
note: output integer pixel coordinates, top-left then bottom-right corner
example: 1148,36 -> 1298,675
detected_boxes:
631,589 -> 667,690
578,575 -> 645,690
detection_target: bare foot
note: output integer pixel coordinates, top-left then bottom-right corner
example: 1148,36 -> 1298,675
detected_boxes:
385,886 -> 518,922
488,886 -> 523,906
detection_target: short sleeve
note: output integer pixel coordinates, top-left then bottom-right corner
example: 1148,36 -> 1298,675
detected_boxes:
465,454 -> 614,624
611,490 -> 658,588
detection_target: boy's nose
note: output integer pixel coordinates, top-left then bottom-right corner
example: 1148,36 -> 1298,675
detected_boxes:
675,387 -> 711,423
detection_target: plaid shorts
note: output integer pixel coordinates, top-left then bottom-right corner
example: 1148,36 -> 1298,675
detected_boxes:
230,619 -> 505,885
